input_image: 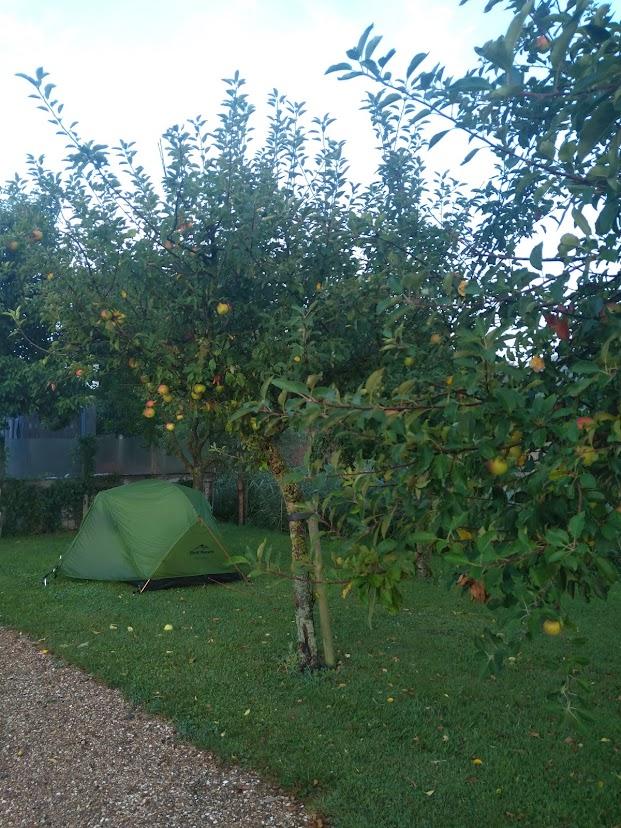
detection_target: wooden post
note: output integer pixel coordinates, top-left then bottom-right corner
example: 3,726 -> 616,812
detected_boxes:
236,475 -> 246,525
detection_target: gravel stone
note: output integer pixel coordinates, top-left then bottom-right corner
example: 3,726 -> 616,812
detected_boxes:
0,627 -> 315,827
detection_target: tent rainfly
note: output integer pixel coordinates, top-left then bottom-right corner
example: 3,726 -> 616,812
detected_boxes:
50,480 -> 239,590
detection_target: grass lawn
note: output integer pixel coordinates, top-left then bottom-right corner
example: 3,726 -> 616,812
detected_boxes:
1,525 -> 620,827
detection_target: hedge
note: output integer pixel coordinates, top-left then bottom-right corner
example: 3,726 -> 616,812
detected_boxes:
0,470 -> 342,538
0,479 -> 88,536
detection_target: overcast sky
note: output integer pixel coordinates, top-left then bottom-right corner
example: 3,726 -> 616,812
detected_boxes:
1,0 -> 518,187
3,1 -> 620,192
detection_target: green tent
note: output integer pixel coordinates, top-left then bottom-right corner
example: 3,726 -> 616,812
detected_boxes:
54,480 -> 239,589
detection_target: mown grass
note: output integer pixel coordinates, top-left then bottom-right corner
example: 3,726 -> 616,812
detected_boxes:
0,526 -> 620,827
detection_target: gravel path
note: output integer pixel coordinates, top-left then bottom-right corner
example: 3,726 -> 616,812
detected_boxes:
0,627 -> 315,828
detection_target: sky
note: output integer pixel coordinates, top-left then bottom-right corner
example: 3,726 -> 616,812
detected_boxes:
0,0 -> 515,187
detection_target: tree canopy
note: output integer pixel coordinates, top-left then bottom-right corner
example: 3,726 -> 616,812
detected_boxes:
9,0 -> 621,697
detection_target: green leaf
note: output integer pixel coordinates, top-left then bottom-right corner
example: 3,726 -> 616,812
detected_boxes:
504,0 -> 534,54
409,108 -> 431,125
546,548 -> 568,564
379,93 -> 402,108
408,531 -> 437,544
529,242 -> 543,271
364,368 -> 384,396
594,556 -> 617,581
336,71 -> 365,81
271,379 -> 309,396
545,528 -> 570,546
537,140 -> 555,160
568,512 -> 585,538
361,59 -> 379,75
355,24 -> 374,58
571,208 -> 591,236
450,76 -> 492,93
558,140 -> 577,162
428,129 -> 450,149
550,19 -> 579,69
15,72 -> 37,86
595,199 -> 618,235
461,147 -> 481,165
577,101 -> 617,160
325,63 -> 352,75
406,52 -> 428,78
560,233 -> 580,249
364,35 -> 383,60
378,49 -> 396,68
475,36 -> 513,71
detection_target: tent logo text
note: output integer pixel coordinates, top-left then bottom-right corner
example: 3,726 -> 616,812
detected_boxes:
189,544 -> 215,556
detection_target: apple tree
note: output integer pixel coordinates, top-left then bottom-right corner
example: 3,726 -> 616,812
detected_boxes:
0,183 -> 90,429
17,71 -> 389,670
269,0 -> 621,709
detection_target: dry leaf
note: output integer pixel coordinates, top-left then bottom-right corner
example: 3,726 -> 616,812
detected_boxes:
469,580 -> 489,603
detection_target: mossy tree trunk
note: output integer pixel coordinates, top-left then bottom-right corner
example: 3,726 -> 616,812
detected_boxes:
308,507 -> 335,668
168,418 -> 208,493
266,441 -> 319,671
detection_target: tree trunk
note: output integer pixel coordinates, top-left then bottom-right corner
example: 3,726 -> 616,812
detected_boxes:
203,476 -> 213,505
415,545 -> 432,579
236,474 -> 246,525
308,509 -> 335,668
266,441 -> 319,671
191,466 -> 204,491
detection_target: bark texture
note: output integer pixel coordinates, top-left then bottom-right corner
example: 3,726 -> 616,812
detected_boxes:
309,512 -> 335,668
266,441 -> 319,671
191,466 -> 205,492
415,545 -> 432,579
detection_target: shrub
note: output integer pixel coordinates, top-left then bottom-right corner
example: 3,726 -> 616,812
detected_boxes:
0,479 -> 83,536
